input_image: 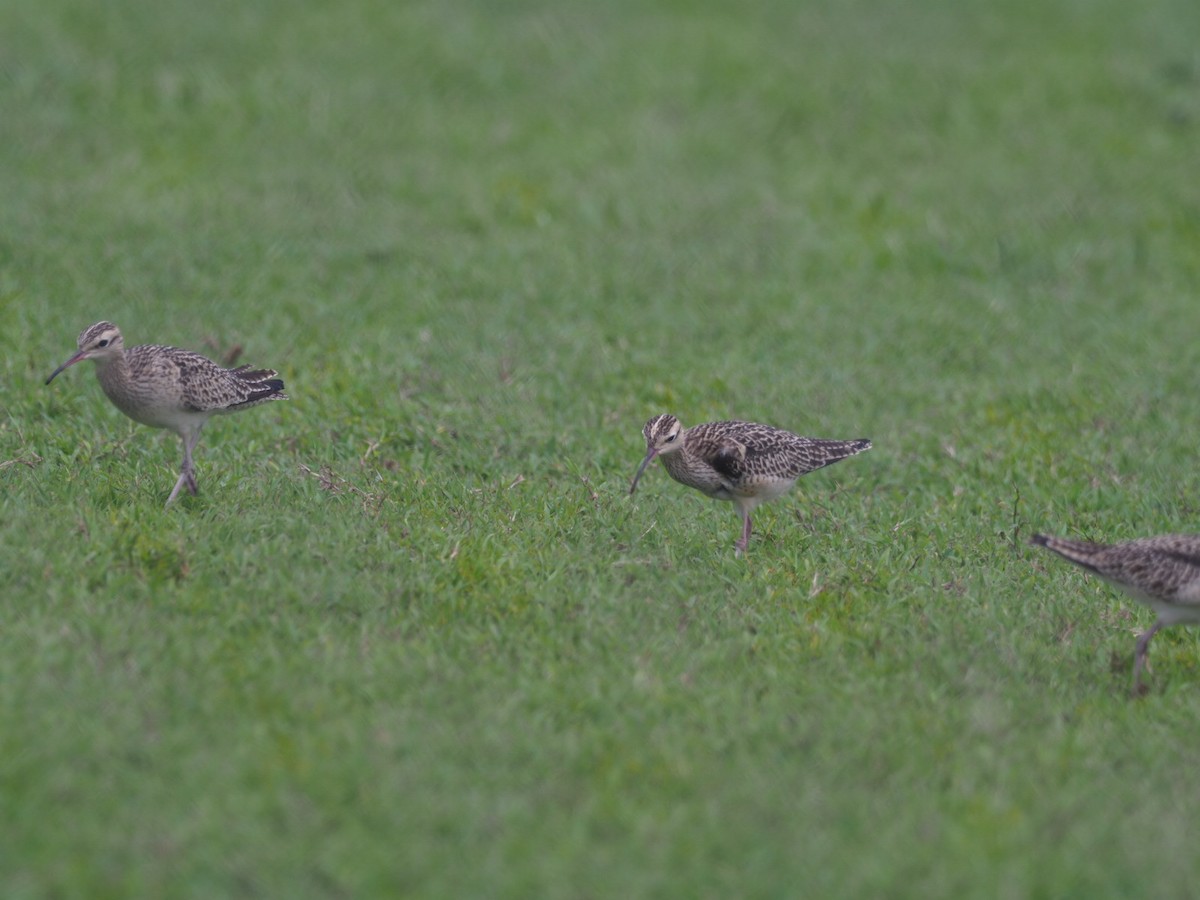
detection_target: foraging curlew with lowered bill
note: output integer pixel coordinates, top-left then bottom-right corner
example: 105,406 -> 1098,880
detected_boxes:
630,414 -> 870,554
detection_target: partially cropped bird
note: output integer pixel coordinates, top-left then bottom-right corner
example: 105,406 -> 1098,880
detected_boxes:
630,414 -> 871,553
1031,532 -> 1200,694
46,321 -> 286,506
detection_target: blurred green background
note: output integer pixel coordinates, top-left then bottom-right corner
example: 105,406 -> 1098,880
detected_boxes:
3,0 -> 1200,896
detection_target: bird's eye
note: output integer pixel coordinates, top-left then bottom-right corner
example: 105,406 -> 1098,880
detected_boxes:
97,339 -> 109,348
664,433 -> 677,443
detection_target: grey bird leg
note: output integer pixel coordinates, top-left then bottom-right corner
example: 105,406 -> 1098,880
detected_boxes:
735,511 -> 752,554
184,427 -> 202,493
166,426 -> 203,506
1133,620 -> 1163,694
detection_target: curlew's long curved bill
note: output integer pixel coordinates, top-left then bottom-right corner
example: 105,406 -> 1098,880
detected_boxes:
45,350 -> 87,385
629,447 -> 658,495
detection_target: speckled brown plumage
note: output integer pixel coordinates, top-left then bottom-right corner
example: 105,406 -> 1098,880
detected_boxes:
47,321 -> 286,505
1030,533 -> 1200,693
630,414 -> 871,553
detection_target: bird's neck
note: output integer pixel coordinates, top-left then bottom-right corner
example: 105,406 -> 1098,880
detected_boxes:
93,352 -> 132,396
659,447 -> 695,478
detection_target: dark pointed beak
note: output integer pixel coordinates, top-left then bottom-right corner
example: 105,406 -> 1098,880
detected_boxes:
629,447 -> 658,495
45,350 -> 86,385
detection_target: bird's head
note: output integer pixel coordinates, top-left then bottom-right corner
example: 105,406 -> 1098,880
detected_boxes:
629,414 -> 684,495
46,322 -> 124,384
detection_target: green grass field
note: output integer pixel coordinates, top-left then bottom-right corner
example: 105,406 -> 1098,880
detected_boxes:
4,0 -> 1200,895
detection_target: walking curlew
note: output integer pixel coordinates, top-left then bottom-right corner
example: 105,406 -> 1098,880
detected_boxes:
1030,533 -> 1200,694
46,321 -> 286,506
630,414 -> 871,553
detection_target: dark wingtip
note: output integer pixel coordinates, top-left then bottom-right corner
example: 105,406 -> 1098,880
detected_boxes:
245,379 -> 287,403
1028,533 -> 1050,547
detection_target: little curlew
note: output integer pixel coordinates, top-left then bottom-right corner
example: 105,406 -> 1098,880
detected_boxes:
1031,533 -> 1200,694
46,321 -> 286,506
630,414 -> 871,553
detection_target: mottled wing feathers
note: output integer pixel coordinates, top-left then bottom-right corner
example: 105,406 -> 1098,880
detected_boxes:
126,344 -> 287,413
693,421 -> 869,480
1028,535 -> 1108,576
1032,534 -> 1200,601
1155,543 -> 1200,571
1108,538 -> 1200,597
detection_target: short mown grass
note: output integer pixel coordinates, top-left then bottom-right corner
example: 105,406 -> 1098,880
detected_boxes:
3,0 -> 1200,896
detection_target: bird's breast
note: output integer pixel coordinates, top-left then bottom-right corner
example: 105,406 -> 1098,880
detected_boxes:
661,451 -> 734,499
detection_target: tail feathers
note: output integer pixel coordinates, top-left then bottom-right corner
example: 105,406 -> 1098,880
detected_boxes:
231,365 -> 280,383
816,438 -> 871,465
1029,534 -> 1108,573
785,437 -> 872,477
227,364 -> 287,404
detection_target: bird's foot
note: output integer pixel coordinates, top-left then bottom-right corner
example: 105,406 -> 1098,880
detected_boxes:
166,468 -> 199,507
166,473 -> 189,507
1131,656 -> 1152,698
